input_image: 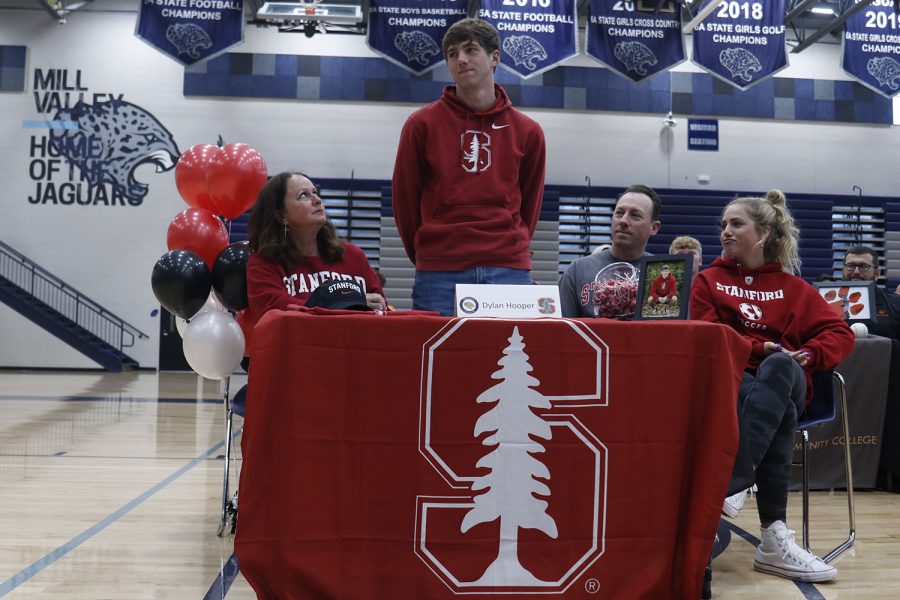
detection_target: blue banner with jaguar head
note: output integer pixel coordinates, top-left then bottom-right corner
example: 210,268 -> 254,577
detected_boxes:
691,0 -> 787,90
367,0 -> 467,75
479,0 -> 578,79
585,0 -> 685,83
135,0 -> 244,66
842,0 -> 900,98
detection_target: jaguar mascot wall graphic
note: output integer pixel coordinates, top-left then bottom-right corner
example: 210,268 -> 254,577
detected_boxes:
395,30 -> 440,67
48,99 -> 180,204
867,56 -> 900,91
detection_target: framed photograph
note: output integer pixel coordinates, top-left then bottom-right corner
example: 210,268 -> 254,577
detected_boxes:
634,255 -> 692,320
814,280 -> 876,320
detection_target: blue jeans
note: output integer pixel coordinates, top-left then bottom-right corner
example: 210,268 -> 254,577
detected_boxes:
413,267 -> 532,316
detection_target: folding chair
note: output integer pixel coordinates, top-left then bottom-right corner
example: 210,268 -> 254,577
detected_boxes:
216,377 -> 243,537
793,371 -> 856,562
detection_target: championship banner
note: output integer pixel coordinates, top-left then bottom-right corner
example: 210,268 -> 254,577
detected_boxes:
135,0 -> 244,66
367,0 -> 468,75
585,0 -> 685,83
842,0 -> 900,98
479,0 -> 578,79
691,0 -> 787,90
236,312 -> 751,599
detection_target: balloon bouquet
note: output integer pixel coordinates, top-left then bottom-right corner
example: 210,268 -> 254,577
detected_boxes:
151,142 -> 266,380
151,142 -> 267,537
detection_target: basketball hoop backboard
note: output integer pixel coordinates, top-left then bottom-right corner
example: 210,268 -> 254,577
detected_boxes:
256,2 -> 363,25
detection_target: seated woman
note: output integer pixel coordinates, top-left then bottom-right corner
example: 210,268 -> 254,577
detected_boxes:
690,190 -> 853,583
235,171 -> 386,403
243,171 -> 385,325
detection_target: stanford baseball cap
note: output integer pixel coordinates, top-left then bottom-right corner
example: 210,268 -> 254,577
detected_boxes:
305,279 -> 372,311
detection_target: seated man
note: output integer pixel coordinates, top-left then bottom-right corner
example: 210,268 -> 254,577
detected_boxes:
842,245 -> 900,340
559,184 -> 661,317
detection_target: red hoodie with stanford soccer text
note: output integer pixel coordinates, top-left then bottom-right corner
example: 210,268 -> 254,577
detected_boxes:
691,257 -> 853,401
391,84 -> 546,271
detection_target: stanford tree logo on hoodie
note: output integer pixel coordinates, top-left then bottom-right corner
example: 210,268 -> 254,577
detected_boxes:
461,130 -> 492,173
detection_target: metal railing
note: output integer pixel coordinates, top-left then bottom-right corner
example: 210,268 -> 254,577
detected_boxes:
0,239 -> 149,353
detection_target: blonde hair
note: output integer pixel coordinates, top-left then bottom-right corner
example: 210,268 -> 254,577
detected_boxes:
725,189 -> 801,275
669,236 -> 702,255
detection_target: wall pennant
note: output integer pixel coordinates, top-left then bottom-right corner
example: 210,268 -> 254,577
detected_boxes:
135,0 -> 245,66
691,0 -> 787,90
842,0 -> 900,98
367,0 -> 468,75
479,0 -> 579,79
585,0 -> 685,83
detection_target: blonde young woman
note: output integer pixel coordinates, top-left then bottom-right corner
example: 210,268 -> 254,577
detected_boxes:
690,190 -> 854,582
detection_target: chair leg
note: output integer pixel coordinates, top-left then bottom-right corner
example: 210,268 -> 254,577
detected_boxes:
796,371 -> 856,563
822,372 -> 856,563
801,429 -> 810,551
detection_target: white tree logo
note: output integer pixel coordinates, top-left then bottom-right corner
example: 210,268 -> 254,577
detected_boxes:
460,130 -> 491,173
461,326 -> 557,585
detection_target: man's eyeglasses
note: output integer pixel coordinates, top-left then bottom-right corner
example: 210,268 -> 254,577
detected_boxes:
843,264 -> 874,274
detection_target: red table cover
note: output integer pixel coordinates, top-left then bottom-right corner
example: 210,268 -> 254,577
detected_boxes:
236,313 -> 750,599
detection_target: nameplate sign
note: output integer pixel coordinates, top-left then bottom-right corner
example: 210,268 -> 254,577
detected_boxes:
454,284 -> 562,318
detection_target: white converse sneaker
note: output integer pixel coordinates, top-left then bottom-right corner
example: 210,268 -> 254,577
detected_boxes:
722,489 -> 747,518
754,520 -> 838,582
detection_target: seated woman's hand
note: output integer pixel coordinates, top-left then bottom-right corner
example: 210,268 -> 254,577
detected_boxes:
784,348 -> 810,367
763,341 -> 810,366
366,293 -> 386,312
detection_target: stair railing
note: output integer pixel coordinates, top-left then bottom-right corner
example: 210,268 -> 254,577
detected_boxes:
0,239 -> 149,353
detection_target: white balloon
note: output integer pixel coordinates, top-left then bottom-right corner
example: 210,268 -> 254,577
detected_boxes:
850,322 -> 868,338
187,291 -> 226,320
182,311 -> 245,380
175,316 -> 188,338
177,292 -> 226,339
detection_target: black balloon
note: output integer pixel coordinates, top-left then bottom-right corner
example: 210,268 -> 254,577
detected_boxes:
151,250 -> 212,320
212,241 -> 250,312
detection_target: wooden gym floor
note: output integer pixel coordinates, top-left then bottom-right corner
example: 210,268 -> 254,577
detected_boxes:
0,370 -> 897,599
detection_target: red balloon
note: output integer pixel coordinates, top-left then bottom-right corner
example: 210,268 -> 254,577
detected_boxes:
175,144 -> 218,211
206,143 -> 268,220
166,208 -> 230,269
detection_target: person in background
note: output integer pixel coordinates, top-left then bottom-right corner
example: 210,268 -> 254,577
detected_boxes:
391,18 -> 546,316
242,172 -> 385,340
842,245 -> 900,340
691,190 -> 853,582
558,184 -> 661,317
669,235 -> 703,281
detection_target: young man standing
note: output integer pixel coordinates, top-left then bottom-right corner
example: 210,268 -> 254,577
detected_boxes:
391,18 -> 546,316
559,185 -> 662,318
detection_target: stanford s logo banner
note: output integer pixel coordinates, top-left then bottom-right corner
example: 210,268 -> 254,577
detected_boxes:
416,318 -> 608,593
